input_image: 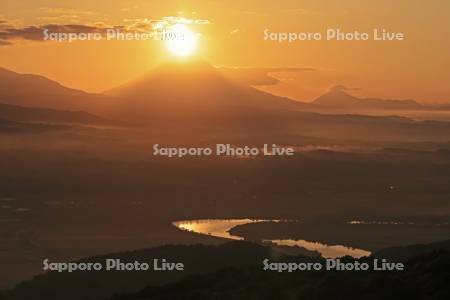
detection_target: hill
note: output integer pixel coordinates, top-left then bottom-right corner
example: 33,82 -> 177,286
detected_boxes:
5,240 -> 450,300
114,250 -> 450,300
5,242 -> 291,300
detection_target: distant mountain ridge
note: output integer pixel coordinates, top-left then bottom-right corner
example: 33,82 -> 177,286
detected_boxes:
0,67 -> 106,110
313,86 -> 423,110
0,102 -> 111,125
1,65 -> 450,141
0,67 -> 116,124
0,117 -> 66,133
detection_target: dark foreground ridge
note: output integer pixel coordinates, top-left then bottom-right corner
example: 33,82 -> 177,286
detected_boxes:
2,240 -> 449,300
114,251 -> 450,300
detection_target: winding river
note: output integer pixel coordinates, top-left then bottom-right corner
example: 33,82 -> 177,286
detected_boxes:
173,219 -> 371,258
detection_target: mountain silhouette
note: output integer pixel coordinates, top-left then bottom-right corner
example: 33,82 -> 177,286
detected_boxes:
101,60 -> 315,127
6,242 -> 292,300
5,241 -> 450,300
0,102 -> 111,125
99,62 -> 450,140
0,67 -> 105,110
105,60 -> 302,110
0,117 -> 67,133
1,64 -> 450,141
313,86 -> 423,110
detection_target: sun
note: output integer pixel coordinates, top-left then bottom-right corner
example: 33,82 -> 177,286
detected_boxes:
165,24 -> 198,57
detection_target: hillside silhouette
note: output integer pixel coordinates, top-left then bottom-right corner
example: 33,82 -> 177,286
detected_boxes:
0,102 -> 111,125
1,64 -> 450,141
313,85 -> 423,110
113,250 -> 450,300
4,240 -> 450,300
0,67 -> 106,110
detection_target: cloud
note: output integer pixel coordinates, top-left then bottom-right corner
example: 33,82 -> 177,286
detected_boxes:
0,24 -> 118,44
0,16 -> 210,46
122,18 -> 156,32
123,16 -> 210,33
155,16 -> 210,27
218,67 -> 316,86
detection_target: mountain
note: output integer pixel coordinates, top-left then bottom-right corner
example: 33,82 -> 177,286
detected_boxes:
2,65 -> 450,141
102,60 -> 309,125
313,86 -> 423,110
100,61 -> 450,141
105,60 -> 303,110
0,67 -> 105,110
0,102 -> 111,125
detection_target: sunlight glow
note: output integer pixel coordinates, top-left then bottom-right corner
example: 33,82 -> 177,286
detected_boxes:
165,24 -> 198,57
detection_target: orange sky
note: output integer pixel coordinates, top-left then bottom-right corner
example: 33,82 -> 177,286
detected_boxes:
0,0 -> 449,102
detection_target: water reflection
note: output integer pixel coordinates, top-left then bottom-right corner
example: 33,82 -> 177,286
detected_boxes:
268,239 -> 370,258
173,219 -> 280,240
173,219 -> 371,258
